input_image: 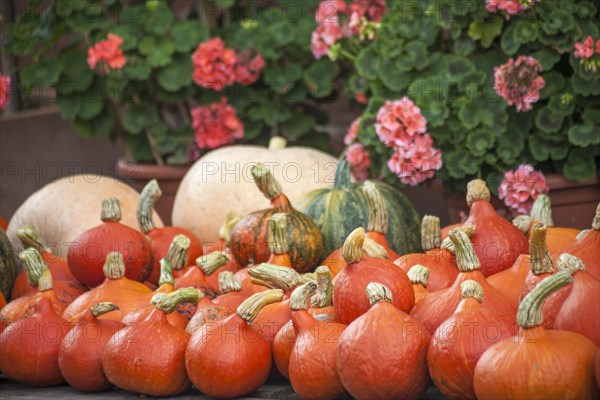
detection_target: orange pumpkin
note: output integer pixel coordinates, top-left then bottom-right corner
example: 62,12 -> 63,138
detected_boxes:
337,282 -> 431,399
322,236 -> 388,279
408,265 -> 431,305
185,293 -> 234,335
474,270 -> 598,399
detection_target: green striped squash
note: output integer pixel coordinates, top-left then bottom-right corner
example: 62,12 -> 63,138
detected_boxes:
294,160 -> 421,257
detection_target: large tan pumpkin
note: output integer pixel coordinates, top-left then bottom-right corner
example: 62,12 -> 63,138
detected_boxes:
7,175 -> 162,259
173,137 -> 338,245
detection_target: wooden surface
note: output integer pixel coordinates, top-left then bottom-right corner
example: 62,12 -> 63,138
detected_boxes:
1,376 -> 447,399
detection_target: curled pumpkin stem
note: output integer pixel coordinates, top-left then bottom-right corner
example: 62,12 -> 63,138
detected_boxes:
218,271 -> 242,293
593,203 -> 600,231
512,215 -> 533,235
237,289 -> 284,323
408,265 -> 430,288
440,224 -> 474,254
556,253 -> 586,274
151,292 -> 167,305
529,223 -> 553,275
517,270 -> 572,329
466,179 -> 491,207
19,248 -> 46,286
16,226 -> 49,254
362,181 -> 388,234
37,268 -> 53,292
298,272 -> 316,285
248,263 -> 300,291
530,194 -> 553,227
158,259 -> 174,287
366,282 -> 393,305
101,197 -> 122,222
362,237 -> 388,258
460,280 -> 483,303
420,215 -> 441,251
311,266 -> 333,308
155,288 -> 202,314
196,251 -> 229,276
103,252 -> 126,280
91,302 -> 120,318
268,213 -> 288,255
449,227 -> 480,272
342,227 -> 365,264
137,179 -> 161,233
167,234 -> 191,271
219,210 -> 240,245
251,163 -> 282,200
290,282 -> 317,311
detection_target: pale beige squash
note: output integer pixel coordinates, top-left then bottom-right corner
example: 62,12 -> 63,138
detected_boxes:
172,137 -> 337,245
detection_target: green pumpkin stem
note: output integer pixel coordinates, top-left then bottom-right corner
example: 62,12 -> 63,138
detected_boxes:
298,272 -> 316,285
342,227 -> 365,264
16,226 -> 49,254
137,179 -> 161,234
218,271 -> 242,293
363,181 -> 388,234
219,211 -> 240,245
421,215 -> 442,251
448,228 -> 480,272
366,282 -> 393,305
311,266 -> 333,308
440,224 -> 474,254
37,268 -> 53,292
362,237 -> 388,258
529,223 -> 554,275
512,215 -> 533,235
556,253 -> 586,274
530,195 -> 554,227
592,203 -> 600,231
196,251 -> 229,276
248,263 -> 300,291
461,280 -> 483,303
91,302 -> 120,318
237,289 -> 284,323
101,197 -> 122,222
466,179 -> 491,207
167,234 -> 191,271
408,265 -> 430,288
103,252 -> 126,280
268,213 -> 289,255
158,259 -> 174,287
333,160 -> 352,189
290,282 -> 317,311
155,288 -> 202,314
517,270 -> 573,329
19,248 -> 46,286
251,163 -> 282,201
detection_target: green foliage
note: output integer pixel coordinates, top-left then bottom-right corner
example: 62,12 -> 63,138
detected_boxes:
6,0 -> 336,165
334,0 -> 600,189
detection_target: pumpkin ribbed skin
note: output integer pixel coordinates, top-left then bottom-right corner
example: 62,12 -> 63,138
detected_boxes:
296,161 -> 421,256
396,251 -> 458,292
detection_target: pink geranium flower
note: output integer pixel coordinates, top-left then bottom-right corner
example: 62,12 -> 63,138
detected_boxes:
494,55 -> 545,112
574,36 -> 595,59
346,143 -> 371,180
0,75 -> 10,110
191,99 -> 244,149
87,34 -> 127,70
498,164 -> 549,214
234,51 -> 265,85
344,117 -> 361,145
375,98 -> 427,147
348,0 -> 387,23
311,20 -> 345,59
486,0 -> 538,16
316,0 -> 346,24
387,134 -> 442,186
192,37 -> 237,91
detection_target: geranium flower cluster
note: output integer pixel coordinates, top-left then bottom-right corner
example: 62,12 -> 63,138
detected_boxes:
191,37 -> 265,90
344,117 -> 370,180
573,36 -> 600,72
498,164 -> 549,214
87,34 -> 127,70
311,0 -> 386,59
190,99 -> 244,150
494,55 -> 545,112
375,98 -> 442,186
486,0 -> 539,16
0,75 -> 10,111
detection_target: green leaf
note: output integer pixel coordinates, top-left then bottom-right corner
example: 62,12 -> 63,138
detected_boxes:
303,59 -> 337,98
356,48 -> 380,80
576,1 -> 597,18
563,148 -> 597,181
529,135 -> 551,161
144,2 -> 173,36
92,106 -> 114,136
572,74 -> 600,96
55,0 -> 87,17
539,72 -> 565,99
157,55 -> 193,91
216,0 -> 236,9
282,113 -> 316,139
466,129 -> 495,157
122,103 -> 158,134
56,93 -> 83,119
139,37 -> 175,67
469,16 -> 503,48
583,107 -> 600,126
58,49 -> 94,93
532,49 -> 561,71
111,26 -> 139,51
264,64 -> 303,94
568,123 -> 600,147
77,97 -> 104,120
20,58 -> 61,87
404,41 -> 429,70
73,118 -> 95,137
535,107 -> 564,134
513,21 -> 539,44
172,21 -> 208,53
123,59 -> 152,80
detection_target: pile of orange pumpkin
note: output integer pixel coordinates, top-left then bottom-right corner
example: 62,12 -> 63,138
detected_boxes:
0,164 -> 599,400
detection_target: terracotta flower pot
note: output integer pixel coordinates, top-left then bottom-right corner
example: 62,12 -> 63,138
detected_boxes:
444,174 -> 600,229
116,159 -> 189,225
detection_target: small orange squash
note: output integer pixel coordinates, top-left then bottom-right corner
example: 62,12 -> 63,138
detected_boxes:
212,272 -> 246,310
408,265 -> 431,305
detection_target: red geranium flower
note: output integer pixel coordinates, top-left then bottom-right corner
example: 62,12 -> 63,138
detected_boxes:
192,37 -> 237,91
191,99 -> 244,149
87,34 -> 127,70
